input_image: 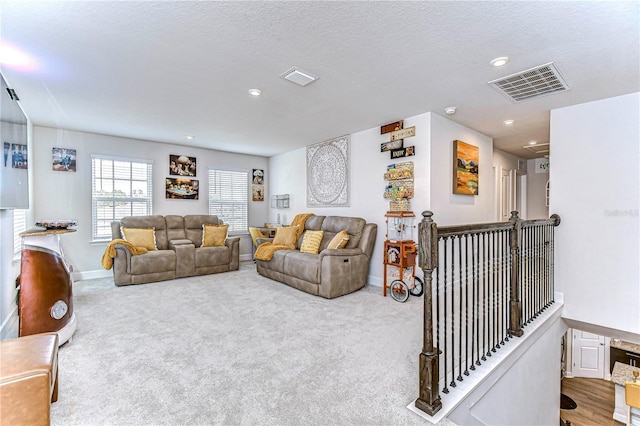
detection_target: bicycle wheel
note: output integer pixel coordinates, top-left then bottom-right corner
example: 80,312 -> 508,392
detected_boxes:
410,276 -> 424,297
389,279 -> 409,303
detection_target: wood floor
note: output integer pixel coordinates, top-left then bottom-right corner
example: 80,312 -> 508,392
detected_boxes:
561,377 -> 624,426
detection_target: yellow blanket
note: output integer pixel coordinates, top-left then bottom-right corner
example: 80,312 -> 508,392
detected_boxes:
101,239 -> 148,270
254,213 -> 314,261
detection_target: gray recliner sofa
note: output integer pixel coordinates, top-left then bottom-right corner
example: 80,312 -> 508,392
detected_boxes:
255,216 -> 377,299
110,215 -> 239,286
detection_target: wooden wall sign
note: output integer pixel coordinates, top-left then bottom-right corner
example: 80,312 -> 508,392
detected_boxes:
381,140 -> 403,152
390,126 -> 415,141
390,146 -> 415,159
381,120 -> 404,135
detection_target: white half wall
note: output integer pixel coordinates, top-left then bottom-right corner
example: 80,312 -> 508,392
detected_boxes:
30,126 -> 269,273
551,92 -> 640,336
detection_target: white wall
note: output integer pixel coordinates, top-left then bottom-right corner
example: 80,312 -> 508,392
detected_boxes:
527,158 -> 549,219
269,112 -> 497,287
551,92 -> 640,336
30,126 -> 269,274
430,113 -> 494,226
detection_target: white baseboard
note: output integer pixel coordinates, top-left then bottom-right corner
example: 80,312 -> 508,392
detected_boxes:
239,254 -> 253,262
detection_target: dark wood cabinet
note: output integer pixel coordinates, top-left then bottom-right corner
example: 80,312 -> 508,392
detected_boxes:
610,346 -> 640,372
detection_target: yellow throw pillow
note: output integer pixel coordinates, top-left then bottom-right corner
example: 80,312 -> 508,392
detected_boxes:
300,230 -> 324,254
327,230 -> 349,249
272,225 -> 299,248
121,227 -> 157,251
202,224 -> 228,247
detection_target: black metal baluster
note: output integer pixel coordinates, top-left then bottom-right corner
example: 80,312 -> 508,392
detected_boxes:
491,230 -> 497,354
471,233 -> 477,370
442,238 -> 449,394
463,235 -> 469,377
484,232 -> 490,359
496,230 -> 502,349
450,237 -> 456,388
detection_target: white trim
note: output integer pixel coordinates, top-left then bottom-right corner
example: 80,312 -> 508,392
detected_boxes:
72,269 -> 112,281
91,153 -> 153,164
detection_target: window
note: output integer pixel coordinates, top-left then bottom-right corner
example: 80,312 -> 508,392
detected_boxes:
208,169 -> 248,234
13,209 -> 27,254
92,155 -> 153,240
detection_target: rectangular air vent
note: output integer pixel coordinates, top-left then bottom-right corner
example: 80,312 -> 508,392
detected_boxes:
489,62 -> 569,102
280,67 -> 317,87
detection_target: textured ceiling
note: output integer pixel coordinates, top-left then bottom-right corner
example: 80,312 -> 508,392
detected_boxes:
1,1 -> 638,159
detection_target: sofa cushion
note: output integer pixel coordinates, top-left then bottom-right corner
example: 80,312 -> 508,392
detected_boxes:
320,216 -> 365,250
165,215 -> 186,241
184,215 -> 221,246
300,230 -> 324,254
273,226 -> 299,248
120,227 -> 157,251
283,251 -> 321,283
120,215 -> 168,249
202,224 -> 228,247
327,230 -> 350,249
195,246 -> 231,267
129,250 -> 175,274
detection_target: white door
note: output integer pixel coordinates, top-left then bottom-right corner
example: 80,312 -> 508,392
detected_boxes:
572,329 -> 605,378
496,167 -> 517,221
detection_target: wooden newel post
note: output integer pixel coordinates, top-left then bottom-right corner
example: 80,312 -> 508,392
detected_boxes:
415,211 -> 442,415
508,211 -> 524,337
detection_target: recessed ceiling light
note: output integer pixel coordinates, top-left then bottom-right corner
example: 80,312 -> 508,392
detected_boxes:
248,89 -> 262,96
185,135 -> 194,140
528,140 -> 537,145
444,106 -> 457,115
503,119 -> 514,126
490,57 -> 509,67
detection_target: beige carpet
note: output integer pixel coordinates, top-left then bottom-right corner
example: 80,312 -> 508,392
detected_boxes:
51,262 -> 451,425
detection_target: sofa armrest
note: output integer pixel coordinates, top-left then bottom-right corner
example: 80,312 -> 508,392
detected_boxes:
319,248 -> 364,259
169,239 -> 193,247
256,237 -> 273,246
225,237 -> 240,270
114,243 -> 134,273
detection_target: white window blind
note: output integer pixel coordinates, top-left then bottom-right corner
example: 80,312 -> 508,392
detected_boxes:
13,209 -> 27,254
92,155 -> 153,240
208,169 -> 248,234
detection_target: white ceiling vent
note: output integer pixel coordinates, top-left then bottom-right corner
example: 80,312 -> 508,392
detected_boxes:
488,62 -> 569,102
280,67 -> 318,87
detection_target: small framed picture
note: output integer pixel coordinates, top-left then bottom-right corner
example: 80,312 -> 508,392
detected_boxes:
252,185 -> 264,201
166,177 -> 199,200
252,169 -> 264,185
169,154 -> 196,177
52,147 -> 77,172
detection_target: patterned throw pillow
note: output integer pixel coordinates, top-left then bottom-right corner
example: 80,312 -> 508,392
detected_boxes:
300,230 -> 324,254
327,230 -> 349,249
202,224 -> 228,247
272,225 -> 299,248
121,227 -> 157,250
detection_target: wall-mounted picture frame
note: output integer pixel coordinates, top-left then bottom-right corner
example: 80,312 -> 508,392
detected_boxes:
3,142 -> 9,167
252,185 -> 264,201
381,139 -> 403,152
252,168 -> 264,185
11,143 -> 27,169
169,154 -> 196,177
52,147 -> 77,172
453,140 -> 479,195
166,177 -> 199,200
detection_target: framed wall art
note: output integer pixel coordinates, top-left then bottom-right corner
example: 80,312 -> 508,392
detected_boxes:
169,154 -> 196,177
52,147 -> 77,172
453,140 -> 479,195
307,134 -> 350,207
252,169 -> 264,185
11,143 -> 27,169
252,185 -> 264,201
166,177 -> 199,200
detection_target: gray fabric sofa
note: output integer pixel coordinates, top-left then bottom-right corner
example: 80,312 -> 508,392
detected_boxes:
256,216 -> 377,299
110,215 -> 239,286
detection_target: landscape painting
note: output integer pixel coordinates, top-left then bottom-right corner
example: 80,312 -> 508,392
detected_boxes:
453,140 -> 479,195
